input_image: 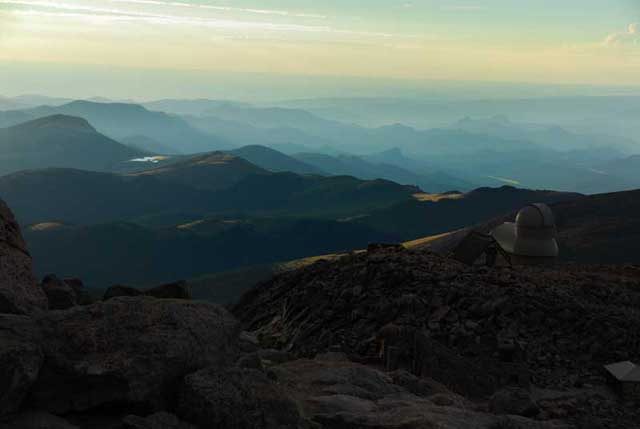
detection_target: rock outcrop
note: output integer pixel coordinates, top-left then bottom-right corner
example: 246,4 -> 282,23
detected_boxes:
104,281 -> 191,301
267,359 -> 564,429
30,297 -> 240,414
176,357 -> 566,429
61,278 -> 92,305
103,285 -> 143,300
178,367 -> 304,429
235,247 -> 640,391
41,274 -> 77,310
0,199 -> 47,315
489,387 -> 539,417
234,246 -> 640,427
0,410 -> 79,429
145,280 -> 191,300
0,315 -> 43,417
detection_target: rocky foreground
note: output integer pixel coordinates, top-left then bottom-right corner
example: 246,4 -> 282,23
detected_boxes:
1,196 -> 639,428
235,244 -> 640,428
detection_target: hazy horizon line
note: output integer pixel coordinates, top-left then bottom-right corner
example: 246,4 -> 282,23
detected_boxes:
3,60 -> 640,103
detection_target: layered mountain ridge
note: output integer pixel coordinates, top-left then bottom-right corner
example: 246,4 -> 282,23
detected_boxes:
0,115 -> 144,176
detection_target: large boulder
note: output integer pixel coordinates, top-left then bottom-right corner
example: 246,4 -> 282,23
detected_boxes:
490,388 -> 540,418
103,285 -> 143,301
178,367 -> 304,429
41,275 -> 77,310
0,199 -> 47,315
267,360 -> 562,429
104,281 -> 191,301
31,297 -> 240,414
0,315 -> 43,417
145,281 -> 191,300
389,370 -> 451,398
62,278 -> 92,305
0,410 -> 79,429
271,360 -> 403,401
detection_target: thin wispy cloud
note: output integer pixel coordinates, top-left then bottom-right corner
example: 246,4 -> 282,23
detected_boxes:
107,0 -> 328,19
603,23 -> 639,46
0,0 -> 327,21
9,9 -> 327,32
0,0 -> 151,17
0,0 -> 391,37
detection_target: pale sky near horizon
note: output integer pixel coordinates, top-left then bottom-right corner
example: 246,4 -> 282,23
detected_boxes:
1,0 -> 639,97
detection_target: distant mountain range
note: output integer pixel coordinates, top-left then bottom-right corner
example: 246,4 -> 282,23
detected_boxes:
189,104 -> 543,156
275,96 -> 640,134
135,145 -> 469,193
600,155 -> 640,182
450,116 -> 636,154
185,114 -> 334,153
0,101 -> 231,154
1,97 -> 638,195
294,152 -> 472,193
187,106 -> 639,193
228,145 -> 324,175
0,111 -> 467,200
0,152 -> 419,226
1,94 -> 638,308
143,99 -> 252,116
0,115 -> 144,176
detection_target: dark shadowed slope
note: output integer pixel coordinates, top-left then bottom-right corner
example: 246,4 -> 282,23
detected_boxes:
24,217 -> 398,289
552,189 -> 640,263
0,115 -> 145,176
417,188 -> 640,264
0,168 -> 213,225
0,163 -> 420,226
186,187 -> 584,305
358,186 -> 581,240
213,173 -> 420,216
161,186 -> 639,306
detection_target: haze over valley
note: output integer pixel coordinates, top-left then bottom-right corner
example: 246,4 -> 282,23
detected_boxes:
0,90 -> 638,292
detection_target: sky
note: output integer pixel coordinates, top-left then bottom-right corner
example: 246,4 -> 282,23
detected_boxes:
0,1 -> 639,99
